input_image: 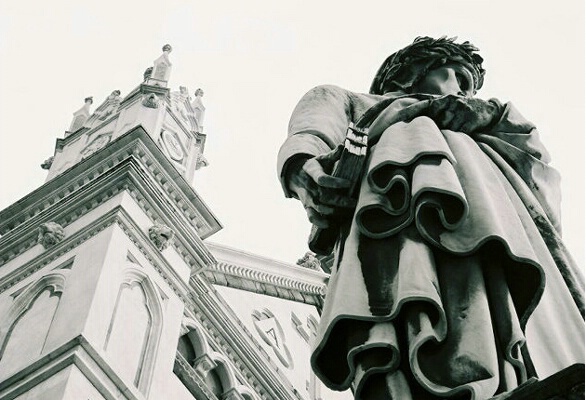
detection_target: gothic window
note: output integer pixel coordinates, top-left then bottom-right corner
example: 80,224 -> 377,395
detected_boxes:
0,271 -> 68,378
104,268 -> 163,394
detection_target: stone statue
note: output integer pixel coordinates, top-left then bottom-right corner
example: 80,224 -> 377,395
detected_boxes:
37,222 -> 65,249
191,88 -> 206,131
40,156 -> 54,170
143,67 -> 153,82
277,36 -> 584,399
95,90 -> 121,121
150,44 -> 173,85
296,251 -> 322,271
67,96 -> 93,134
148,223 -> 174,251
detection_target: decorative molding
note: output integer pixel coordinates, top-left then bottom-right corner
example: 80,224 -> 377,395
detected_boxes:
251,309 -> 293,369
207,260 -> 326,301
161,130 -> 185,162
148,223 -> 174,251
80,132 -> 112,160
0,129 -> 221,271
0,335 -> 142,400
0,208 -> 192,307
37,222 -> 65,249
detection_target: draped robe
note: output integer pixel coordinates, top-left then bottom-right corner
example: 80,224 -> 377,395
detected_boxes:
277,85 -> 584,399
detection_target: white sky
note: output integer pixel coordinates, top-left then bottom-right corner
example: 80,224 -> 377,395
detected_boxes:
0,0 -> 583,270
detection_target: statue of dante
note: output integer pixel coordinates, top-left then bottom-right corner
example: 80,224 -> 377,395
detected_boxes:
277,37 -> 584,399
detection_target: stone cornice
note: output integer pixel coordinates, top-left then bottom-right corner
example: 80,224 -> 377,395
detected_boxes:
0,126 -> 220,235
0,127 -> 221,268
203,242 -> 327,306
0,335 -> 142,400
0,207 -> 195,302
0,169 -> 216,282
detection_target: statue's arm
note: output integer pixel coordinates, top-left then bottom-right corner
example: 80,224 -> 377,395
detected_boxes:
483,100 -> 552,163
277,85 -> 354,198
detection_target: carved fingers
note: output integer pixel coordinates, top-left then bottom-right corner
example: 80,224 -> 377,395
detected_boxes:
426,95 -> 499,133
288,146 -> 357,227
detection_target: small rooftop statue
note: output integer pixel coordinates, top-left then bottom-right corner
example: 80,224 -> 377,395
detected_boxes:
191,88 -> 206,131
143,67 -> 153,82
296,251 -> 322,271
67,96 -> 93,135
148,44 -> 173,86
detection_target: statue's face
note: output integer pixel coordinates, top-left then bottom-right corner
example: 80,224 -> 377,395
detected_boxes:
414,63 -> 475,97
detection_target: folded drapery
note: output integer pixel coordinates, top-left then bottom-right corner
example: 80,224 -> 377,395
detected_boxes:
278,85 -> 584,399
310,114 -> 581,400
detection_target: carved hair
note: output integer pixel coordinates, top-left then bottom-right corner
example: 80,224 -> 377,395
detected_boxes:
370,36 -> 485,95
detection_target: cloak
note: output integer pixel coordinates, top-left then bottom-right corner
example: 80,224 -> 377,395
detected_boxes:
277,85 -> 584,399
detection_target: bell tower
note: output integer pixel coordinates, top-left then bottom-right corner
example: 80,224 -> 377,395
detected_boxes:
0,44 -> 223,400
0,44 -> 353,400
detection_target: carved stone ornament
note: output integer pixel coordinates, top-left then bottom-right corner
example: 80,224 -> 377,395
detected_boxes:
195,153 -> 209,170
81,134 -> 111,159
142,93 -> 160,109
38,222 -> 65,249
148,223 -> 174,251
40,156 -> 54,170
161,130 -> 184,162
296,251 -> 322,271
252,308 -> 293,369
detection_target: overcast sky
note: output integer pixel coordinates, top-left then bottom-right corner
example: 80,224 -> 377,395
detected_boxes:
0,0 -> 583,269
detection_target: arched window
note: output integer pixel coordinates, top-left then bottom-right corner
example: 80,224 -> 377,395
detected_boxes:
0,271 -> 68,378
204,368 -> 224,397
104,267 -> 163,394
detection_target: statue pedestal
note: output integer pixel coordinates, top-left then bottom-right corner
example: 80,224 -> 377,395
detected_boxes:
495,364 -> 584,400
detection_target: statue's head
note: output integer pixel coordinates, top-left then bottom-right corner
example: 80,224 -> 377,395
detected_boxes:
195,88 -> 204,97
84,96 -> 94,104
163,44 -> 172,53
370,36 -> 485,96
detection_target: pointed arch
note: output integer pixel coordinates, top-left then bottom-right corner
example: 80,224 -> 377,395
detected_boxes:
104,265 -> 163,394
0,270 -> 69,377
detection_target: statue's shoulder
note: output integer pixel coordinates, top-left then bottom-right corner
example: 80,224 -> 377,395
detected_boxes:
301,84 -> 384,107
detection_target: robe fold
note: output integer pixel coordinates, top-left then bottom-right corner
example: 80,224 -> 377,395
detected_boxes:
277,85 -> 584,399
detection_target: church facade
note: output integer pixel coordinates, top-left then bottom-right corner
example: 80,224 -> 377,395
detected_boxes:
0,46 -> 351,400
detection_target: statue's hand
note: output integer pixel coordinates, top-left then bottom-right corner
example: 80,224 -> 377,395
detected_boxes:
287,146 -> 357,228
426,95 -> 501,133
